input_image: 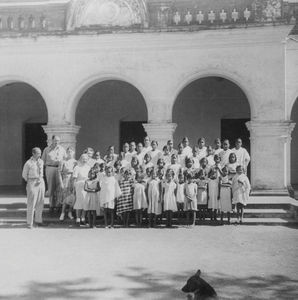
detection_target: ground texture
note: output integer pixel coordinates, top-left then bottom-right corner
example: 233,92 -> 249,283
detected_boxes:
0,225 -> 297,300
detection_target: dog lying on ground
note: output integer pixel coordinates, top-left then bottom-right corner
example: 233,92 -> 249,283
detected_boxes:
181,270 -> 217,300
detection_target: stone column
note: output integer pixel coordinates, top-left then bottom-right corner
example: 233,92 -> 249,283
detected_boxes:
143,122 -> 177,149
246,120 -> 295,195
42,124 -> 81,150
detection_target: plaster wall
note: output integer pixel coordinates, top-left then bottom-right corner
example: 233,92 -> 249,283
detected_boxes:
0,26 -> 290,125
76,81 -> 147,156
173,77 -> 250,147
0,83 -> 47,185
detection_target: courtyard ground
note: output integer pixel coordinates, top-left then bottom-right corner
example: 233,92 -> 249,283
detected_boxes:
0,223 -> 297,300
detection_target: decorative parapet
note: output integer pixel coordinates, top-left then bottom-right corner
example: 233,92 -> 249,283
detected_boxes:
0,0 -> 297,36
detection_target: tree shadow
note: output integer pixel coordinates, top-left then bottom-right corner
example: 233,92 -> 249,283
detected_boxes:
115,267 -> 298,300
0,278 -> 110,300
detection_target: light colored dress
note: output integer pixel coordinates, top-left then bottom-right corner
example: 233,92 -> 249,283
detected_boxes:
167,164 -> 181,180
219,175 -> 232,212
57,158 -> 77,206
100,176 -> 121,209
197,179 -> 208,206
177,153 -> 186,168
184,182 -> 198,211
219,149 -> 233,167
73,164 -> 90,210
208,167 -> 220,210
133,182 -> 148,210
147,179 -> 162,215
232,174 -> 251,206
85,179 -> 100,210
163,181 -> 177,212
148,149 -> 162,166
176,182 -> 185,204
227,163 -> 237,180
231,147 -> 250,171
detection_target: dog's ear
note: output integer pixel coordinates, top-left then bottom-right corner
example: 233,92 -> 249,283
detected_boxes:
196,270 -> 201,277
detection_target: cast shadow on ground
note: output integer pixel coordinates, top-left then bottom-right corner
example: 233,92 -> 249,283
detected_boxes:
115,267 -> 298,300
0,268 -> 297,299
0,278 -> 110,300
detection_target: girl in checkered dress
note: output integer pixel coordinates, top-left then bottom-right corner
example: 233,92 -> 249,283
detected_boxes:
117,169 -> 134,227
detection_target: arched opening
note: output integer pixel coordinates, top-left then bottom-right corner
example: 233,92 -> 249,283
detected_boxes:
0,82 -> 48,192
173,76 -> 251,168
75,80 -> 148,156
290,97 -> 298,190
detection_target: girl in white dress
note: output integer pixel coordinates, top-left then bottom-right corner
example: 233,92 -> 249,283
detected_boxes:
162,169 -> 177,227
73,154 -> 91,225
227,152 -> 238,181
213,138 -> 222,155
167,154 -> 181,181
162,145 -> 171,168
206,146 -> 215,166
147,169 -> 162,227
100,166 -> 121,228
58,147 -> 77,221
184,173 -> 197,226
149,140 -> 162,167
232,165 -> 251,224
219,167 -> 232,224
177,143 -> 186,169
142,152 -> 154,173
197,137 -> 208,162
207,154 -> 221,222
133,172 -> 148,227
84,166 -> 100,228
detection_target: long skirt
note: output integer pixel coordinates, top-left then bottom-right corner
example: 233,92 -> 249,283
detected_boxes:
208,179 -> 220,210
26,179 -> 45,226
73,180 -> 87,210
219,186 -> 232,213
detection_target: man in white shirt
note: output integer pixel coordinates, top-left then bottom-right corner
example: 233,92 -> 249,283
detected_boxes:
41,135 -> 66,211
22,147 -> 45,228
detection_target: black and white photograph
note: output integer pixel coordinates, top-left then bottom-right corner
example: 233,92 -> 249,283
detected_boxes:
0,0 -> 298,299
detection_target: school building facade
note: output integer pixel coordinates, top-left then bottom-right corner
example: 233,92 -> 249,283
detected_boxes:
0,0 -> 298,197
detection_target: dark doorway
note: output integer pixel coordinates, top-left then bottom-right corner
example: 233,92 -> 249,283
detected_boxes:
120,121 -> 147,148
221,118 -> 251,178
24,123 -> 47,163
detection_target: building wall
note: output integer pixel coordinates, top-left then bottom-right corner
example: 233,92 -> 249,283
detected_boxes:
0,83 -> 47,185
0,25 -> 294,191
173,77 -> 250,147
76,80 -> 147,156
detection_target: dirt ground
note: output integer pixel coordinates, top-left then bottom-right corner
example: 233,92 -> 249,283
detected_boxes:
0,225 -> 297,300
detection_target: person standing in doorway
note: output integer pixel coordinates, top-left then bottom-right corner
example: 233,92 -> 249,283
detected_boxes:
232,138 -> 250,174
143,136 -> 152,154
22,147 -> 45,228
42,135 -> 66,213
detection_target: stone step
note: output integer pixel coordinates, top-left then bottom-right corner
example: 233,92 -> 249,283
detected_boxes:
0,208 -> 292,218
243,208 -> 293,218
0,217 -> 297,227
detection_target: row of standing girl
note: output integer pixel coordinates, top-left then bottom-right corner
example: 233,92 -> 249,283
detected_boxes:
57,139 -> 250,228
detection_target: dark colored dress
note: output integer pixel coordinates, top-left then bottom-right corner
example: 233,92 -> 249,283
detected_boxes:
117,179 -> 134,215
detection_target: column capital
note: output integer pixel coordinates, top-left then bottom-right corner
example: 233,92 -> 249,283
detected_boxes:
42,124 -> 80,149
143,122 -> 177,148
246,120 -> 296,138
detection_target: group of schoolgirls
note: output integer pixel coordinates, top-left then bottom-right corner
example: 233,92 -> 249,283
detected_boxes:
57,136 -> 251,228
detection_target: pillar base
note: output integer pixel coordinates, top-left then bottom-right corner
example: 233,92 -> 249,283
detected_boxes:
42,124 -> 80,150
143,122 -> 177,148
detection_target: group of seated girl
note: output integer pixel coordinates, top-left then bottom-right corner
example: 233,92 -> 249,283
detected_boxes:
57,136 -> 251,228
